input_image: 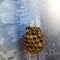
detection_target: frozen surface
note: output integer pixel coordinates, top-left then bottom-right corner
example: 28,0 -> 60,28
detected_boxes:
0,0 -> 60,60
0,0 -> 18,23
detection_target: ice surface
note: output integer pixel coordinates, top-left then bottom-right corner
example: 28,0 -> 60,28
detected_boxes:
0,0 -> 18,23
0,0 -> 60,60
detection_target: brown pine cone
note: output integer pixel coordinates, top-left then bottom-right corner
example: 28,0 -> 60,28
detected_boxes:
24,26 -> 45,54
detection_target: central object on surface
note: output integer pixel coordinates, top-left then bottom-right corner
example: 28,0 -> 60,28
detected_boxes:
24,26 -> 45,54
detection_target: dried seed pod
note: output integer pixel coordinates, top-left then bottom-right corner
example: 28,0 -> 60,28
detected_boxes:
24,26 -> 46,54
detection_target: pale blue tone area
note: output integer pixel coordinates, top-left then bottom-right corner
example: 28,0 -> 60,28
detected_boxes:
0,0 -> 60,60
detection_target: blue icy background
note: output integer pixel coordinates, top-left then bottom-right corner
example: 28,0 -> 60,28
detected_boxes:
0,0 -> 60,60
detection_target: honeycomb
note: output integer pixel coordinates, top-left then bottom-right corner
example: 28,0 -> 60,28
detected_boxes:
24,26 -> 45,54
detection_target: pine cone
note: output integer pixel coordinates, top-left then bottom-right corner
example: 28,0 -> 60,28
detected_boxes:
24,26 -> 45,54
